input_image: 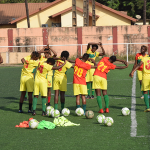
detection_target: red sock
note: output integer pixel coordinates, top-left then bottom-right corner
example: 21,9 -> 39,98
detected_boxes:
48,97 -> 51,103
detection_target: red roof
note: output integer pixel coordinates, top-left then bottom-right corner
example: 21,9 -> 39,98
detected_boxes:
49,6 -> 100,18
0,3 -> 48,24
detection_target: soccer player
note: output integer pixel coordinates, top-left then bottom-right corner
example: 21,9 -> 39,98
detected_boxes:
130,45 -> 148,99
19,51 -> 39,113
32,58 -> 66,116
0,53 -> 3,64
73,53 -> 97,114
129,55 -> 150,112
86,42 -> 105,99
53,51 -> 73,111
43,45 -> 57,106
93,56 -> 128,113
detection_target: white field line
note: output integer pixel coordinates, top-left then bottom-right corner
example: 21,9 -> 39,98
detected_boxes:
130,71 -> 137,137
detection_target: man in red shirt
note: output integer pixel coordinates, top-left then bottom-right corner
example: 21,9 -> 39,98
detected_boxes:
73,53 -> 97,114
93,56 -> 128,113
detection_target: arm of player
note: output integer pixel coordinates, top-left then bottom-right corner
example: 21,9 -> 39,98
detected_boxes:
49,47 -> 57,58
115,59 -> 128,69
98,42 -> 106,56
38,44 -> 49,54
131,59 -> 137,72
21,58 -> 25,64
0,53 -> 3,64
71,64 -> 75,68
68,59 -> 75,63
129,61 -> 143,78
52,60 -> 66,70
88,58 -> 97,68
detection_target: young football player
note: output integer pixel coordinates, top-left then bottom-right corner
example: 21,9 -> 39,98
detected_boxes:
93,56 -> 128,113
129,55 -> 150,112
86,42 -> 105,99
73,53 -> 97,114
130,45 -> 148,99
43,45 -> 57,106
19,51 -> 39,113
0,53 -> 3,64
53,51 -> 73,111
32,58 -> 66,116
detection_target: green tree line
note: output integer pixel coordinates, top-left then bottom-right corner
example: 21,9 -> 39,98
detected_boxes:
0,0 -> 150,19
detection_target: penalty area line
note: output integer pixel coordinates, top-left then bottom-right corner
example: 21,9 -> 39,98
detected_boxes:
130,71 -> 137,137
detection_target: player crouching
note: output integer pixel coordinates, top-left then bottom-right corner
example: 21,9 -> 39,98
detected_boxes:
73,53 -> 97,115
32,58 -> 66,116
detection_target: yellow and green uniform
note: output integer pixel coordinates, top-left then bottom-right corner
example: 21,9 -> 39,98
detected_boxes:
20,55 -> 38,92
86,48 -> 100,82
53,60 -> 72,91
34,62 -> 53,96
140,56 -> 150,109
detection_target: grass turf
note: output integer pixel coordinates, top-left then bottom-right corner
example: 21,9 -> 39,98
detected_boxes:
0,65 -> 150,150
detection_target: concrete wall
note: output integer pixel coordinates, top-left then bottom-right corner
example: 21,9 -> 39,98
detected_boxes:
0,25 -> 150,64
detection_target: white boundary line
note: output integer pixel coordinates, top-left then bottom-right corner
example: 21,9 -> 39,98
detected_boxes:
130,71 -> 137,137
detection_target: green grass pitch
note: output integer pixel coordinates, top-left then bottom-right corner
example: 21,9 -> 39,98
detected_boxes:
0,65 -> 150,150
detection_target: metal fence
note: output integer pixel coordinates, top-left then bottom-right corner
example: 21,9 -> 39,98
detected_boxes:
0,43 -> 150,64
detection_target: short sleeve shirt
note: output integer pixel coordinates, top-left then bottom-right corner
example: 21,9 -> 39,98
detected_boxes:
94,57 -> 116,79
73,58 -> 91,85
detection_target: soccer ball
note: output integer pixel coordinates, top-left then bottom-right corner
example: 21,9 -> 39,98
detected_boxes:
85,110 -> 94,119
104,117 -> 114,127
121,107 -> 130,116
75,108 -> 84,116
97,114 -> 105,123
29,119 -> 39,129
47,106 -> 54,117
62,108 -> 70,116
51,110 -> 60,118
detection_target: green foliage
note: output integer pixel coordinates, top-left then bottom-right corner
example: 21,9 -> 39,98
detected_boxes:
96,0 -> 150,19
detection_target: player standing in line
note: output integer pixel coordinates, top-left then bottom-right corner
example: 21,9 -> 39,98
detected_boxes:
93,56 -> 128,113
32,58 -> 66,116
86,42 -> 105,99
73,54 -> 97,114
19,51 -> 39,113
53,51 -> 73,111
42,45 -> 57,106
0,53 -> 3,64
129,55 -> 150,112
130,45 -> 148,99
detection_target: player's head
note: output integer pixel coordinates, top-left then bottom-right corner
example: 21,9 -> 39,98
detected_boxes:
31,51 -> 39,60
109,55 -> 116,63
141,45 -> 147,54
92,44 -> 98,53
61,51 -> 69,60
82,53 -> 89,61
47,58 -> 55,65
44,48 -> 51,58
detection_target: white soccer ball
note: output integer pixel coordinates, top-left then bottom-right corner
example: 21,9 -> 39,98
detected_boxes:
47,106 -> 54,117
29,119 -> 39,129
97,114 -> 105,124
121,107 -> 130,116
75,108 -> 84,116
62,108 -> 70,116
51,110 -> 60,118
104,117 -> 114,127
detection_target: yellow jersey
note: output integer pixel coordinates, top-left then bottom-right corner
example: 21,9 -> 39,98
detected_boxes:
141,57 -> 150,79
35,61 -> 53,80
86,48 -> 100,65
21,55 -> 38,78
54,60 -> 72,78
